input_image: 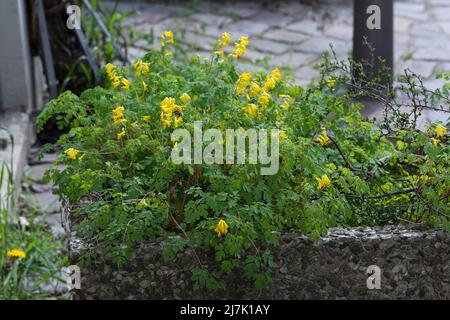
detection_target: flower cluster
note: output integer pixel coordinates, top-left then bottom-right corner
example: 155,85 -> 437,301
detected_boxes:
160,94 -> 190,128
214,219 -> 229,237
235,68 -> 289,118
105,63 -> 130,90
133,60 -> 150,76
431,124 -> 447,145
7,248 -> 27,259
230,36 -> 249,59
112,106 -> 127,125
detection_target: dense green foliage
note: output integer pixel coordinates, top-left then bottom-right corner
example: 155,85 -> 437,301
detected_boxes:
37,33 -> 449,291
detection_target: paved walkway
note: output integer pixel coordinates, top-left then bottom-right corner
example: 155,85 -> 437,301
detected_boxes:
118,0 -> 450,90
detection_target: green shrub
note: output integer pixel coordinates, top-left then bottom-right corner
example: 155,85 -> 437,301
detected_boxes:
37,31 -> 450,291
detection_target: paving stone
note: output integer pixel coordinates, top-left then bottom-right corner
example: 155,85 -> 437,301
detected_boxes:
236,62 -> 267,74
438,22 -> 450,36
33,192 -> 62,213
323,22 -> 352,41
29,163 -> 51,181
295,37 -> 348,56
277,2 -> 312,17
294,65 -> 320,84
429,7 -> 450,20
252,11 -> 295,27
183,33 -> 216,51
227,20 -> 270,37
428,0 -> 450,6
413,48 -> 450,62
286,19 -> 323,36
409,23 -> 444,39
243,49 -> 268,62
190,13 -> 232,27
216,2 -> 261,19
249,38 -> 291,55
394,17 -> 414,34
394,2 -> 426,14
263,28 -> 310,44
130,7 -> 172,25
271,52 -> 318,69
395,10 -> 429,22
403,60 -> 437,79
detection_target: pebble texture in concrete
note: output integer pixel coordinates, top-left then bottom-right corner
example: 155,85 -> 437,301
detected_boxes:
70,225 -> 450,300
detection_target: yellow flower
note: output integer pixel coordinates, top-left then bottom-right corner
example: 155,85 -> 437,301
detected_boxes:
279,131 -> 288,140
315,131 -> 330,146
117,128 -> 126,140
236,72 -> 252,95
270,68 -> 282,83
431,138 -> 440,146
105,63 -> 115,75
214,219 -> 229,237
161,97 -> 176,115
160,30 -> 174,47
249,81 -> 261,97
435,124 -> 447,139
113,106 -> 127,125
263,68 -> 282,91
165,51 -> 173,57
280,95 -> 293,109
133,60 -> 150,76
258,91 -> 271,108
121,78 -> 130,90
180,93 -> 191,105
316,174 -> 331,190
217,32 -> 231,47
7,248 -> 26,259
160,112 -> 172,128
173,116 -> 183,128
113,76 -> 121,88
214,50 -> 224,55
105,63 -> 117,81
230,36 -> 248,59
327,78 -> 336,89
142,81 -> 148,93
142,115 -> 151,122
244,103 -> 258,118
64,148 -> 80,160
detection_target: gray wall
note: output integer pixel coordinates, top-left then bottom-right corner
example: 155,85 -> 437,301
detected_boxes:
70,226 -> 450,300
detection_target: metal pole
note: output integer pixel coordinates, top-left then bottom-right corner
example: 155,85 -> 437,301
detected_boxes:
353,0 -> 393,90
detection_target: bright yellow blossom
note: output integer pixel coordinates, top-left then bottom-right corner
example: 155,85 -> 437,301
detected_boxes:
214,50 -> 224,55
121,78 -> 130,90
217,32 -> 231,47
315,131 -> 330,146
230,36 -> 248,59
258,91 -> 271,108
143,115 -> 151,122
180,93 -> 191,105
173,116 -> 183,128
327,78 -> 336,89
160,30 -> 174,47
435,124 -> 447,139
214,219 -> 229,237
236,72 -> 252,95
142,81 -> 148,93
133,60 -> 150,76
249,81 -> 261,97
113,106 -> 127,125
117,128 -> 126,140
316,175 -> 331,190
244,103 -> 258,118
7,248 -> 26,259
280,94 -> 293,109
64,148 -> 80,160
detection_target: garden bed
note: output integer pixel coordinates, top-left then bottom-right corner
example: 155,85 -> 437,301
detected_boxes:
69,225 -> 450,300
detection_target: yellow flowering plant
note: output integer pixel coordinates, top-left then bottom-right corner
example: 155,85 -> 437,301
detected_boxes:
37,32 -> 449,292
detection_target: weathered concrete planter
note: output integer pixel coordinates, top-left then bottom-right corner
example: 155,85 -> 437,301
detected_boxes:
69,225 -> 449,300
